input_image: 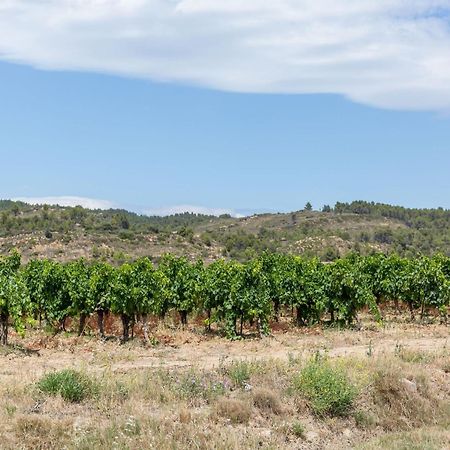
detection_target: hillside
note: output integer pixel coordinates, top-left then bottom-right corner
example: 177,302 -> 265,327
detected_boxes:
1,200 -> 450,263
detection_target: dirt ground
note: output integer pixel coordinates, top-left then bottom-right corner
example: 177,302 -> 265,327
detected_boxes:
3,318 -> 448,376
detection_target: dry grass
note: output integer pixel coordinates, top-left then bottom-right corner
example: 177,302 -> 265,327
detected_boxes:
252,388 -> 284,415
0,321 -> 449,449
367,360 -> 444,431
213,398 -> 252,424
359,427 -> 450,450
13,415 -> 73,450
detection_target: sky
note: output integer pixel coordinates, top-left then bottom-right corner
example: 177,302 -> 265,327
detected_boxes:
1,1 -> 450,216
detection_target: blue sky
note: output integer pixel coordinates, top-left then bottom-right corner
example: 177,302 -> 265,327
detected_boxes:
1,1 -> 450,216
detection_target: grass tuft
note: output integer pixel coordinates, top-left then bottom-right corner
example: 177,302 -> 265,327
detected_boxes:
252,388 -> 284,415
213,397 -> 252,424
291,421 -> 306,438
36,369 -> 97,403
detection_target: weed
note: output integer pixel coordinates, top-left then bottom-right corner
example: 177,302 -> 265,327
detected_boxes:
223,360 -> 264,389
370,365 -> 438,430
293,359 -> 357,416
5,403 -> 17,417
122,415 -> 140,437
15,415 -> 72,447
291,421 -> 306,438
359,428 -> 450,450
227,360 -> 252,388
287,352 -> 302,366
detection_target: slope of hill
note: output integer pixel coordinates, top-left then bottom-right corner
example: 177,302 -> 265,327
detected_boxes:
1,200 -> 450,263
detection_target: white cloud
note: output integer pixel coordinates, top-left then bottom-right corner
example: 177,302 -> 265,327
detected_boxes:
143,205 -> 243,217
12,196 -> 243,216
1,1 -> 450,110
13,196 -> 116,210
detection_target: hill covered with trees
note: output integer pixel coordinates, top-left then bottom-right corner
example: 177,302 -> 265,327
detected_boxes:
1,200 -> 450,263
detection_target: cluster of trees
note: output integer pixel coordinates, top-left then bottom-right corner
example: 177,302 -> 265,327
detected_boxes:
1,251 -> 449,345
333,200 -> 450,225
330,201 -> 450,256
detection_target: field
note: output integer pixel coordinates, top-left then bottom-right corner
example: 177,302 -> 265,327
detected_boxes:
1,314 -> 449,450
1,201 -> 450,449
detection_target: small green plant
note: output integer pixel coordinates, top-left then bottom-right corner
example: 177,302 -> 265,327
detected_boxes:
291,421 -> 305,438
36,369 -> 97,403
226,360 -> 252,388
293,359 -> 357,416
354,410 -> 375,428
5,403 -> 17,417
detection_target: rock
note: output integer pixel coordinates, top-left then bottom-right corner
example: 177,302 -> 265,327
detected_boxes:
400,378 -> 417,393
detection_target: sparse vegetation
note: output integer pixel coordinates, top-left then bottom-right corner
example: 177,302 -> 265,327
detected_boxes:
0,319 -> 448,449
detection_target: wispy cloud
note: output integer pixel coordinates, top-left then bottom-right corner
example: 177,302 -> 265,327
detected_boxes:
1,1 -> 450,110
143,205 -> 243,217
13,196 -> 116,210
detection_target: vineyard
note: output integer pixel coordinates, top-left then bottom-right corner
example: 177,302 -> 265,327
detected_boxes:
1,250 -> 449,345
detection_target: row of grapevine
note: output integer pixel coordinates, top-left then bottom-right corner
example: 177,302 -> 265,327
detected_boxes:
0,250 -> 449,344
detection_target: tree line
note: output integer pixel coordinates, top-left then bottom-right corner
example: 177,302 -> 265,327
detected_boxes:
0,250 -> 449,345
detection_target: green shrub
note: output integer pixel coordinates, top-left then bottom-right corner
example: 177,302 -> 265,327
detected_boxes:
293,360 -> 356,416
36,369 -> 97,403
291,421 -> 306,438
